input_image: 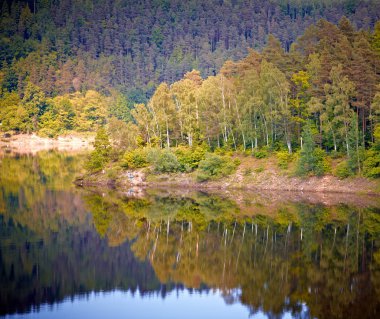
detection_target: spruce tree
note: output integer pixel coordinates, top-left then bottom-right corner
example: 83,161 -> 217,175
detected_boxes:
297,122 -> 325,176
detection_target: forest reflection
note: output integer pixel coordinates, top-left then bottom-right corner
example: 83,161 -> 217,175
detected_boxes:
1,153 -> 380,318
87,190 -> 380,319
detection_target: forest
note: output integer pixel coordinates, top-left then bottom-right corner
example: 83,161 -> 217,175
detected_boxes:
1,0 -> 380,100
1,0 -> 380,178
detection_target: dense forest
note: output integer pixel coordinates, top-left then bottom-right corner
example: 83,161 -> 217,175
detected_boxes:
1,0 -> 380,177
1,0 -> 380,100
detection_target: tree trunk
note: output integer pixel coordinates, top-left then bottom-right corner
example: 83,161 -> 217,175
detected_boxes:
166,118 -> 170,148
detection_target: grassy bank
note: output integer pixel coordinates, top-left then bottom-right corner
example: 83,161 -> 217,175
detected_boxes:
76,150 -> 380,195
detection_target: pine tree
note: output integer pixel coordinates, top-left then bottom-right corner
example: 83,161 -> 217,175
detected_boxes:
297,122 -> 326,176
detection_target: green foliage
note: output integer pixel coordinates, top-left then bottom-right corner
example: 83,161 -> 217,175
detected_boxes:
86,128 -> 111,172
21,82 -> 48,132
1,6 -> 380,181
363,151 -> 380,178
196,153 -> 239,182
297,123 -> 329,176
122,148 -> 148,169
346,114 -> 365,174
148,149 -> 181,173
0,92 -> 21,131
121,146 -> 206,174
108,117 -> 139,151
174,144 -> 208,172
86,151 -> 107,173
335,161 -> 354,179
233,158 -> 241,166
276,150 -> 293,169
363,125 -> 380,178
0,89 -> 110,134
252,148 -> 269,159
93,127 -> 111,158
108,93 -> 132,122
254,166 -> 265,173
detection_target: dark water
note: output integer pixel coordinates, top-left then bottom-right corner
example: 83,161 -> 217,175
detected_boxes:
1,152 -> 380,319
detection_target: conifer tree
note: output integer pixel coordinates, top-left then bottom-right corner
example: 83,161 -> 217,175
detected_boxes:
86,127 -> 111,172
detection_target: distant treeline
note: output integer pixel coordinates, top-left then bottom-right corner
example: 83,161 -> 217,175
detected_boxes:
1,0 -> 380,101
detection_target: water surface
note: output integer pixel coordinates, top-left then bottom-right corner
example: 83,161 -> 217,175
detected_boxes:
1,152 -> 380,318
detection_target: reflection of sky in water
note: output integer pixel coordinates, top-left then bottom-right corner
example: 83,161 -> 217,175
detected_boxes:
2,289 -> 309,319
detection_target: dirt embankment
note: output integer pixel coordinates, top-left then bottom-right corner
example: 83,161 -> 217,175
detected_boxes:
0,133 -> 94,154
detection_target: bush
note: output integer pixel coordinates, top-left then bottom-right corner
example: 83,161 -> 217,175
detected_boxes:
363,149 -> 380,178
174,145 -> 207,171
86,151 -> 106,172
122,148 -> 148,169
214,148 -> 226,155
276,151 -> 292,169
233,158 -> 241,166
196,153 -> 239,182
314,148 -> 331,174
252,148 -> 268,159
335,161 -> 354,179
149,149 -> 181,173
196,171 -> 212,182
363,126 -> 380,178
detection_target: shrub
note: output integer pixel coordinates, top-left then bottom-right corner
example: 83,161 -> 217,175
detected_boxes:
174,145 -> 207,171
363,125 -> 380,178
122,148 -> 148,169
149,149 -> 181,173
233,158 -> 241,166
314,148 -> 331,174
196,153 -> 239,182
335,160 -> 354,179
253,148 -> 268,159
196,171 -> 212,182
276,150 -> 292,169
363,149 -> 380,178
214,148 -> 225,155
86,151 -> 106,172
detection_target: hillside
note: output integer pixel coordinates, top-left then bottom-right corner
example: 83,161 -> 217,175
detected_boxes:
1,0 -> 380,184
1,0 -> 380,101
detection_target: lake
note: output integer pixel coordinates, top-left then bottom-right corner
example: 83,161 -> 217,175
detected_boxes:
1,151 -> 380,319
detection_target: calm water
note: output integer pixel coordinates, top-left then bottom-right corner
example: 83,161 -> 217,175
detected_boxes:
1,152 -> 380,319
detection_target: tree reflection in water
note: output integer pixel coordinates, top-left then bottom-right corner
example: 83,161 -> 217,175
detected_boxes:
0,153 -> 380,318
87,190 -> 380,319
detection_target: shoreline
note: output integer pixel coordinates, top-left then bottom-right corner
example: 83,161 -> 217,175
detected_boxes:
0,133 -> 94,155
75,166 -> 380,200
76,179 -> 380,208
